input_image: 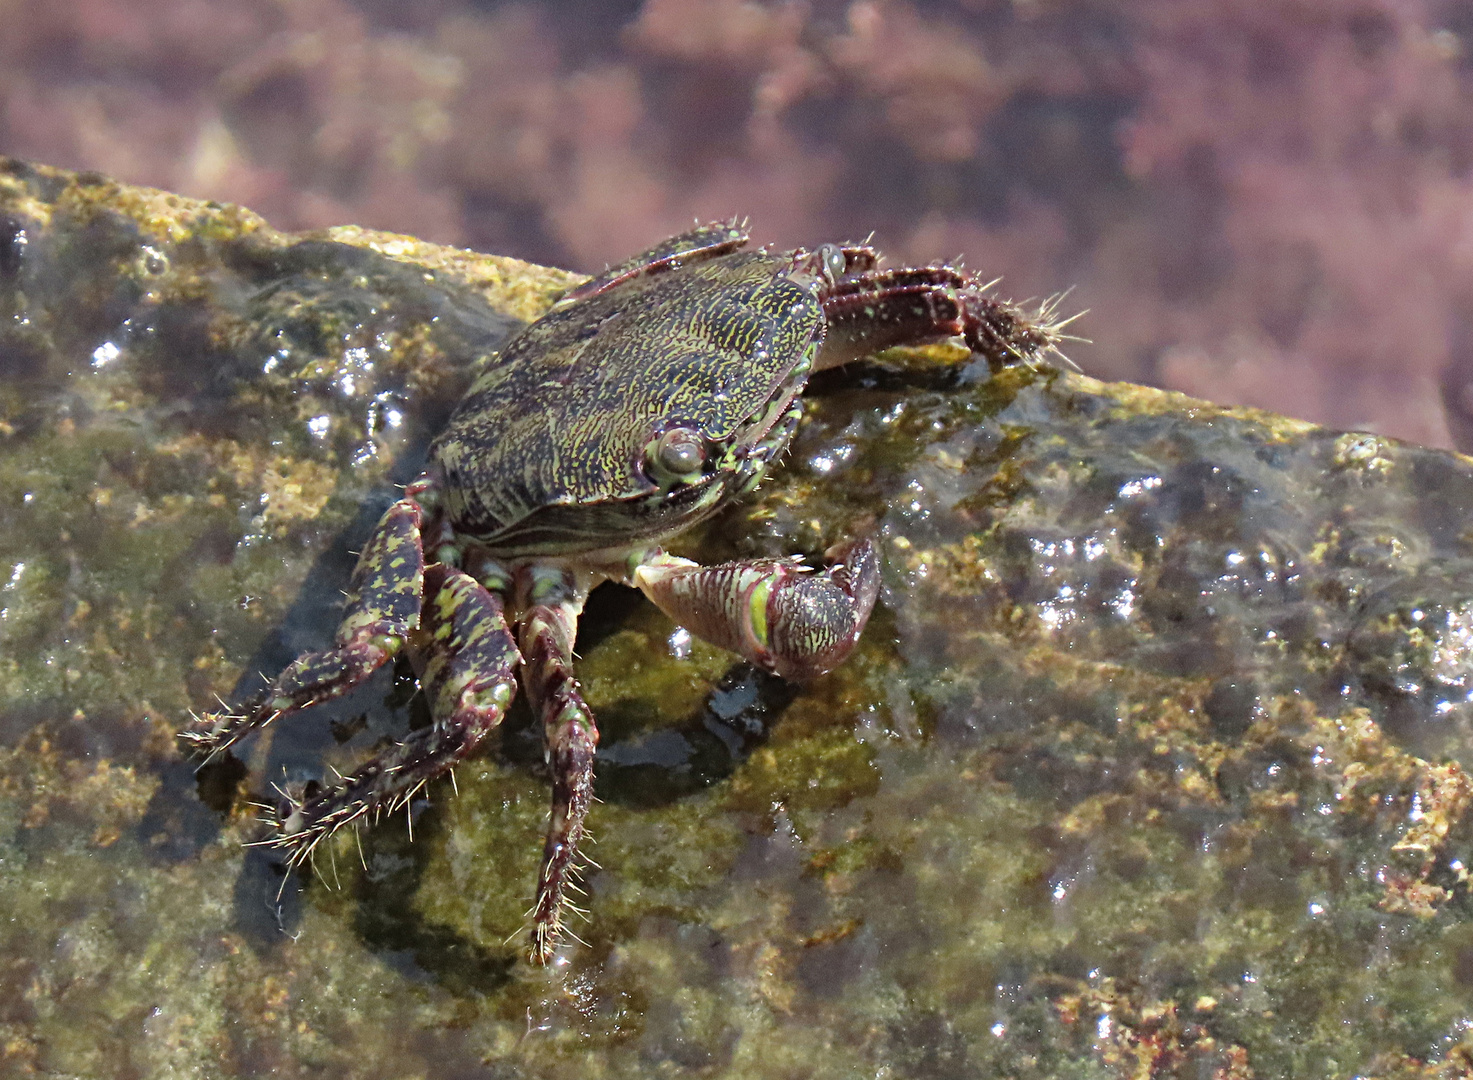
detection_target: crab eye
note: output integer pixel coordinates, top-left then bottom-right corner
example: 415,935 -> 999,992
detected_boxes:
648,427 -> 707,484
817,243 -> 847,285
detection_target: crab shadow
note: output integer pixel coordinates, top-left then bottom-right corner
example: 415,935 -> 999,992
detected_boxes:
330,642 -> 798,996
271,664 -> 794,996
186,538 -> 801,993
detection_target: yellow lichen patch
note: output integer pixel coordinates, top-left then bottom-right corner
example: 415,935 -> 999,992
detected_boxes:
1057,790 -> 1133,838
0,172 -> 55,230
1082,373 -> 1319,443
912,533 -> 1001,596
1302,707 -> 1473,916
1390,760 -> 1473,874
0,725 -> 160,843
322,224 -> 582,323
1053,978 -> 1254,1080
874,339 -> 973,368
1018,643 -> 1212,742
12,158 -> 269,248
1011,668 -> 1473,928
258,458 -> 338,533
390,319 -> 453,398
1380,876 -> 1450,919
11,161 -> 579,336
1318,707 -> 1430,805
1360,1047 -> 1473,1079
215,439 -> 276,493
143,433 -> 337,535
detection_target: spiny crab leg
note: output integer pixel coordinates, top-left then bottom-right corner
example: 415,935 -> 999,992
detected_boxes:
517,567 -> 599,964
178,496 -> 427,758
634,539 -> 881,683
816,266 -> 1061,372
255,565 -> 520,870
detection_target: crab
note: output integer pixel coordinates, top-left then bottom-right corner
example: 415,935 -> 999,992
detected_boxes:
181,221 -> 1068,962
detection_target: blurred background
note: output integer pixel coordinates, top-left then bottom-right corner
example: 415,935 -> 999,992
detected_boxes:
4,0 -> 1473,449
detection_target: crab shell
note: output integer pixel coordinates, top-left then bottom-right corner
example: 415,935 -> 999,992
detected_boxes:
430,241 -> 850,559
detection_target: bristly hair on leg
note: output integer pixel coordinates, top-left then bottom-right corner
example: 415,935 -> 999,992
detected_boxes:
390,777 -> 431,842
524,832 -> 599,963
958,275 -> 1087,373
177,698 -> 277,763
1029,288 -> 1089,372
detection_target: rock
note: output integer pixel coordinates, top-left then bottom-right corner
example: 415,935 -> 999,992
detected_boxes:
2,157 -> 1470,1079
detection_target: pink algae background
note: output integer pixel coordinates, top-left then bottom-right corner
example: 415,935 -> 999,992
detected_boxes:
4,0 -> 1473,449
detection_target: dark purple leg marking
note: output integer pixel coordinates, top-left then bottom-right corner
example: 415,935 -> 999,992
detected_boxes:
558,219 -> 752,305
179,496 -> 427,757
636,538 -> 881,683
517,573 -> 598,963
258,565 -> 520,867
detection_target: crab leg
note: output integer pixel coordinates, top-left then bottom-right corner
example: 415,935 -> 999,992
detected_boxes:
518,568 -> 599,964
556,220 -> 751,305
817,266 -> 1058,372
257,564 -> 520,864
179,496 -> 427,757
634,538 -> 880,683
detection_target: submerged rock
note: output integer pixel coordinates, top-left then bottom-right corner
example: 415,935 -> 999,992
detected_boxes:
1,158 -> 1471,1079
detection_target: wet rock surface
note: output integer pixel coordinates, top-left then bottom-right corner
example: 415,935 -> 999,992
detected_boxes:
2,159 -> 1473,1079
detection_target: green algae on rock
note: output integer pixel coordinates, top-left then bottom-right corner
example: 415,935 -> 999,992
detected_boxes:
2,158 -> 1473,1078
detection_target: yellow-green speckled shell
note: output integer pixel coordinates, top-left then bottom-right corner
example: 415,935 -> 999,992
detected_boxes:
431,250 -> 822,556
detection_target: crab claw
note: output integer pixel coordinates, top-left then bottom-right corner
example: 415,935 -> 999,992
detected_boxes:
635,538 -> 880,682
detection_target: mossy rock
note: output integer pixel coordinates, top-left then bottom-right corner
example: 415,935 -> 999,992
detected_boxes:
1,158 -> 1471,1079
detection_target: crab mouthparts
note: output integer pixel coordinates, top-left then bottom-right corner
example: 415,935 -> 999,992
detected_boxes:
738,380 -> 802,461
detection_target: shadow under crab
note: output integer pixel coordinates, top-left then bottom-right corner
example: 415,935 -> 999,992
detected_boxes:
180,221 -> 1069,962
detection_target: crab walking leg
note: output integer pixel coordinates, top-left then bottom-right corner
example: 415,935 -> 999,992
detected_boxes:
180,496 -> 427,757
635,539 -> 881,683
816,267 -> 1059,372
518,568 -> 598,964
260,565 -> 520,862
556,219 -> 751,305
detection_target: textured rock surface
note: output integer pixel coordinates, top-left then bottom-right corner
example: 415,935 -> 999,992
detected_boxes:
2,159 -> 1473,1078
